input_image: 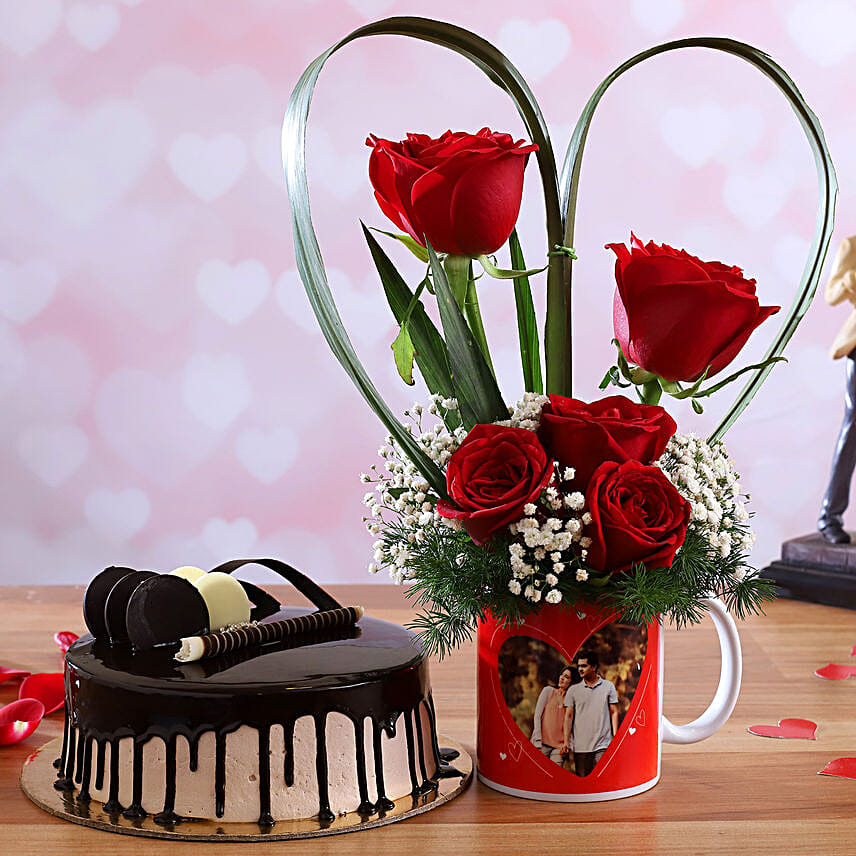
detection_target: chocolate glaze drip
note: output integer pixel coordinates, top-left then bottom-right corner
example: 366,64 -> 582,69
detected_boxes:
94,737 -> 106,791
402,709 -> 420,797
124,739 -> 146,818
426,695 -> 442,770
74,730 -> 85,784
257,726 -> 273,828
214,731 -> 227,819
104,738 -> 121,813
154,733 -> 179,826
371,717 -> 395,813
436,746 -> 466,779
353,716 -> 373,815
77,735 -> 93,802
282,718 -> 295,787
314,714 -> 335,825
188,734 -> 199,773
415,703 -> 437,794
57,607 -> 439,827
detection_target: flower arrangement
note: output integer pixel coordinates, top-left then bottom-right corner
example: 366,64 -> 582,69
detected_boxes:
284,19 -> 837,658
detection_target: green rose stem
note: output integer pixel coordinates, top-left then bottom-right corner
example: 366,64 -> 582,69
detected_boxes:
443,254 -> 494,374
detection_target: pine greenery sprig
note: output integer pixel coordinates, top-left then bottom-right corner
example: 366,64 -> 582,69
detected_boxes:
399,520 -> 773,660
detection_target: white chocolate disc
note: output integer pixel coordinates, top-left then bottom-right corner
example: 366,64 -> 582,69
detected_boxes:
193,572 -> 251,631
170,566 -> 206,583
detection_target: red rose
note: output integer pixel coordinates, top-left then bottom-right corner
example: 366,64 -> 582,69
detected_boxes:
437,424 -> 553,545
585,460 -> 691,574
366,128 -> 538,256
606,235 -> 780,382
537,394 -> 676,491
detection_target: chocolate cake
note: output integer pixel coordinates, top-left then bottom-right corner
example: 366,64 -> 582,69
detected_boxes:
53,559 -> 441,827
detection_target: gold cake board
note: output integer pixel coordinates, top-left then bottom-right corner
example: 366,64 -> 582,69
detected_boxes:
21,736 -> 472,841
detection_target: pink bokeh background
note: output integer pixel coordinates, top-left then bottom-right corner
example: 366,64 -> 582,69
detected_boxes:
1,0 -> 854,585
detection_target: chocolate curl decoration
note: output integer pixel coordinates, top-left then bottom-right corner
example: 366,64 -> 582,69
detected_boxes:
174,606 -> 364,663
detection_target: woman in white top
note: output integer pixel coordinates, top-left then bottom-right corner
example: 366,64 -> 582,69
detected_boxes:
530,666 -> 573,765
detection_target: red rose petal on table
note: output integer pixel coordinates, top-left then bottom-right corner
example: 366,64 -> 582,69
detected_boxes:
851,644 -> 856,657
0,698 -> 45,746
53,631 -> 78,653
818,758 -> 856,781
814,663 -> 856,680
18,673 -> 64,714
0,667 -> 30,685
747,718 -> 817,740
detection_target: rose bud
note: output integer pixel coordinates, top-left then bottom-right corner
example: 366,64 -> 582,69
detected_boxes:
366,128 -> 538,256
584,459 -> 691,574
437,424 -> 553,545
607,235 -> 780,382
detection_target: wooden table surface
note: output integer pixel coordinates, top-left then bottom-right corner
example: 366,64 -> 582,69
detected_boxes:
1,585 -> 855,855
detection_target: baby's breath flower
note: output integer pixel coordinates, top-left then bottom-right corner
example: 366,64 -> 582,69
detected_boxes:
659,433 -> 754,565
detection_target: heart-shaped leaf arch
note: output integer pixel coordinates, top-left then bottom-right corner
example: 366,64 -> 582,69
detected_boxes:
284,17 -> 567,497
559,37 -> 838,443
283,19 -> 836,495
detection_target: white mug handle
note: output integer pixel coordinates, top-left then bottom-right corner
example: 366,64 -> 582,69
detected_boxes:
661,596 -> 742,744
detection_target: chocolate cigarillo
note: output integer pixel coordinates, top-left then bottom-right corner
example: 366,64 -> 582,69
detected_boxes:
175,605 -> 364,663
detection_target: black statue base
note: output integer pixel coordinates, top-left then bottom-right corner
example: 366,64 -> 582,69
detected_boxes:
761,532 -> 856,609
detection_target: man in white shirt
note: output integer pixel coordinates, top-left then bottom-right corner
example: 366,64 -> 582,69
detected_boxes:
561,652 -> 619,777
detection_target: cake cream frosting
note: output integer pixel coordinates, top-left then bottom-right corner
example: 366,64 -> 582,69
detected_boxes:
55,593 -> 442,827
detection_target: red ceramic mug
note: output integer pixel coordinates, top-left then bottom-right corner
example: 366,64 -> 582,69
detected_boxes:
477,597 -> 741,801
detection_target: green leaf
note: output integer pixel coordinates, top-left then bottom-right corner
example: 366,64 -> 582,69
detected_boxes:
693,356 -> 788,399
559,37 -> 837,441
638,379 -> 662,406
427,240 -> 507,430
391,323 -> 416,386
370,227 -> 429,263
476,253 -> 548,279
402,274 -> 429,325
509,229 -> 543,394
666,368 -> 710,400
362,224 -> 457,407
599,365 -> 630,390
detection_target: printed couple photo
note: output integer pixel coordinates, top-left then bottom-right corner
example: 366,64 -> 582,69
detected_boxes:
499,623 -> 647,776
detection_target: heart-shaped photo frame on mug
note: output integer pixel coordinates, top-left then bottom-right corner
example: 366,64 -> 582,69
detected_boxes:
499,622 -> 647,778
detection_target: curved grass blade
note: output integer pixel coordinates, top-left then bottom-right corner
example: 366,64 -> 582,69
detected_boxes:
283,18 -> 567,492
509,230 -> 543,394
428,241 -> 507,430
558,38 -> 837,441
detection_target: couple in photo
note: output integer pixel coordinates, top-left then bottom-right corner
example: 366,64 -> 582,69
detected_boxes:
530,652 -> 619,777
